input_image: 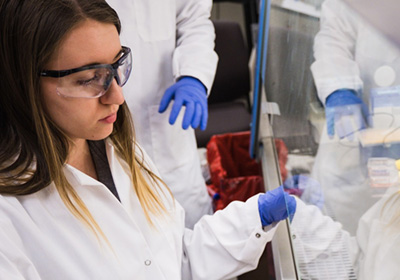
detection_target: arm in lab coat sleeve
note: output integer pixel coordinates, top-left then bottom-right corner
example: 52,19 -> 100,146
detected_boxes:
0,213 -> 42,280
290,197 -> 359,279
173,0 -> 218,93
181,194 -> 278,280
0,252 -> 38,280
310,0 -> 363,102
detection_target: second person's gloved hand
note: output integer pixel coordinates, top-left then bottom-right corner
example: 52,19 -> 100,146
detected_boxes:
258,186 -> 297,227
158,76 -> 208,130
283,174 -> 324,210
325,89 -> 367,139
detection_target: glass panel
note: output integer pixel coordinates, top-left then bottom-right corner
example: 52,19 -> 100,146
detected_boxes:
259,0 -> 400,278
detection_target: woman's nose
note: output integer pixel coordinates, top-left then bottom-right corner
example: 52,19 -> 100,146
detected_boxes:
100,78 -> 125,105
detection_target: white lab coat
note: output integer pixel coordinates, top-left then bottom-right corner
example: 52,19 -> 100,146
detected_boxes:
309,0 -> 400,235
0,140 -> 276,280
292,187 -> 400,279
309,134 -> 380,235
311,0 -> 400,104
106,0 -> 219,228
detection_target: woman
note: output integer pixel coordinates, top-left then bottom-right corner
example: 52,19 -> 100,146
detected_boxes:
0,1 -> 295,279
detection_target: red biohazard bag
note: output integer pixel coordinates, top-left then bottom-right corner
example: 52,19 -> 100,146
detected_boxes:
206,131 -> 288,280
206,131 -> 288,211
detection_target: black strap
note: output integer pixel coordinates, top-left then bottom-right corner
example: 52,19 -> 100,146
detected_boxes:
88,140 -> 121,202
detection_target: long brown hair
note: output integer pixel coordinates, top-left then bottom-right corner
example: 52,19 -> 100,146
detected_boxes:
0,0 -> 170,238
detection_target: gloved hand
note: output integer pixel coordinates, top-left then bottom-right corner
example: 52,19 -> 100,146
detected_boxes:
258,186 -> 297,227
283,174 -> 324,209
158,76 -> 208,130
325,89 -> 367,139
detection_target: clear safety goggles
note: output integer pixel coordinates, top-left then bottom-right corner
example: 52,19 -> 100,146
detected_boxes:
40,46 -> 132,98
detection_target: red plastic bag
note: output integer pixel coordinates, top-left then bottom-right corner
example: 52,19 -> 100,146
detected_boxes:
206,131 -> 288,211
206,131 -> 288,280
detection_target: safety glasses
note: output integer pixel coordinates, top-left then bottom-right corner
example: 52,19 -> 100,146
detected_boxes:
40,46 -> 132,98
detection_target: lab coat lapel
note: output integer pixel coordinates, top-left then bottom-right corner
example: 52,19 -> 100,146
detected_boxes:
104,140 -> 182,278
64,152 -> 164,279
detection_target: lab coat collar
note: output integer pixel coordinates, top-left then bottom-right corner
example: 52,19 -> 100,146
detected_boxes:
63,138 -> 118,187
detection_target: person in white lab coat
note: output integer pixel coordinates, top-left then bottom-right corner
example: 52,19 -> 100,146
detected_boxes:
106,0 -> 218,228
0,1 -> 296,279
309,0 -> 400,234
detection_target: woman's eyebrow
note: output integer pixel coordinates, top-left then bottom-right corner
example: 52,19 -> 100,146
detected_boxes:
77,48 -> 124,68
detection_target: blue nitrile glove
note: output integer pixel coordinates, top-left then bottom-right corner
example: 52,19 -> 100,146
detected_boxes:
258,186 -> 297,227
158,76 -> 208,130
325,89 -> 367,139
283,174 -> 324,209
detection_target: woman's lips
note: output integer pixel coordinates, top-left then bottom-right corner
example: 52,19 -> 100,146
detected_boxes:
99,112 -> 117,124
